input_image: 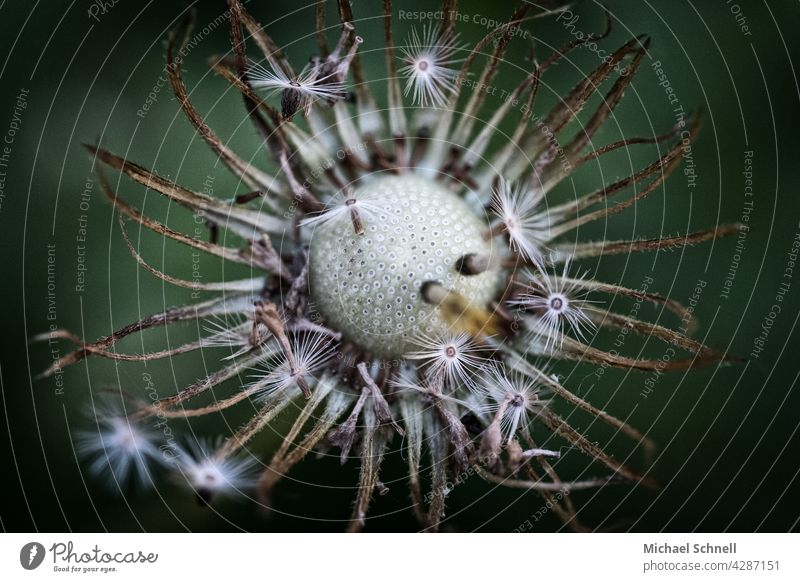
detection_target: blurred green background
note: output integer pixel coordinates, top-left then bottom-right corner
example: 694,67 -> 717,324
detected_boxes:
1,0 -> 799,532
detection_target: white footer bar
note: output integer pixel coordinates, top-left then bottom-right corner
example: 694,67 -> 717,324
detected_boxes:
1,533 -> 796,580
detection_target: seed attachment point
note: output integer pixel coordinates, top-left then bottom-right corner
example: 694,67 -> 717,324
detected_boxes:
345,197 -> 365,235
455,252 -> 501,276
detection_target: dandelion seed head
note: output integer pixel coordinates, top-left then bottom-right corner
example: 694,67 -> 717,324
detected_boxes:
57,1 -> 730,530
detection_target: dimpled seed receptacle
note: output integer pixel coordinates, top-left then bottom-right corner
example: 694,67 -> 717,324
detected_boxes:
308,174 -> 505,358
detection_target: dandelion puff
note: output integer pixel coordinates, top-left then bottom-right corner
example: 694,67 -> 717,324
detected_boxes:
388,364 -> 426,395
480,362 -> 547,442
509,257 -> 596,352
399,24 -> 462,107
202,313 -> 256,359
51,2 -> 737,530
391,367 -> 479,415
248,61 -> 347,100
300,188 -> 386,235
172,441 -> 257,502
407,331 -> 487,391
248,332 -> 336,399
490,178 -> 554,269
248,61 -> 346,118
75,411 -> 163,488
459,386 -> 493,423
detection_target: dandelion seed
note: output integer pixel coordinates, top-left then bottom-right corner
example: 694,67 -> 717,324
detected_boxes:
202,314 -> 259,359
509,257 -> 596,352
391,368 -> 478,415
248,332 -> 336,398
480,363 -> 547,442
172,442 -> 257,501
489,178 -> 553,269
407,331 -> 486,390
248,62 -> 346,118
399,24 -> 461,107
300,188 -> 386,234
76,413 -> 162,487
454,252 -> 503,276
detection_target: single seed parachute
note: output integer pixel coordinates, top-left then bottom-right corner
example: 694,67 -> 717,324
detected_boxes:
39,0 -> 741,531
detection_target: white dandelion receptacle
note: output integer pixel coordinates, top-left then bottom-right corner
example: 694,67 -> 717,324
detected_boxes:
308,175 -> 504,358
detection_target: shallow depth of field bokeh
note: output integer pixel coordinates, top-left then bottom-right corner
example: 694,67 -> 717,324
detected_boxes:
1,0 -> 799,531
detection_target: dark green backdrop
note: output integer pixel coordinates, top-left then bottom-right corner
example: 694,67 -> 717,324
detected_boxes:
1,0 -> 799,531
